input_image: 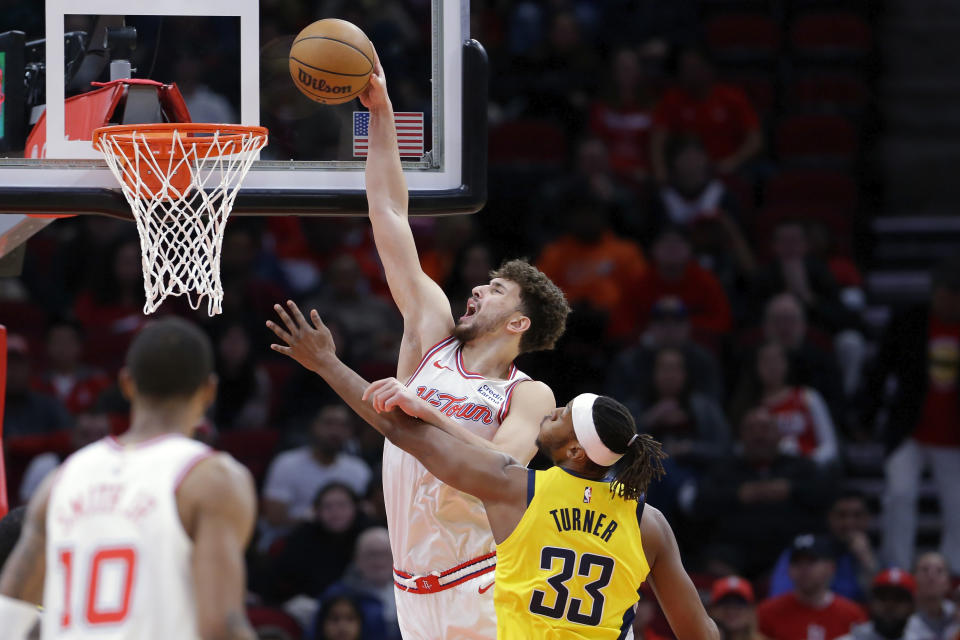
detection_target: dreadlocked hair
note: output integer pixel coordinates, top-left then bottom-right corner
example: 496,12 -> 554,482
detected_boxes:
591,396 -> 667,501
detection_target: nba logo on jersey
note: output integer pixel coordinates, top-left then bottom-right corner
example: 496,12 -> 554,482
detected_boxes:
583,487 -> 592,503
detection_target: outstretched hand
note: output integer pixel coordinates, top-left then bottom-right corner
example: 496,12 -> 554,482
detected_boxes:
266,301 -> 336,373
359,47 -> 389,111
362,377 -> 425,418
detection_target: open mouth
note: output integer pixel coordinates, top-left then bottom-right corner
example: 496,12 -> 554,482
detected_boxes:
460,298 -> 479,321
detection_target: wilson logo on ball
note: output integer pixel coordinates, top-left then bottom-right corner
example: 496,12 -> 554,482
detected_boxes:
296,69 -> 352,95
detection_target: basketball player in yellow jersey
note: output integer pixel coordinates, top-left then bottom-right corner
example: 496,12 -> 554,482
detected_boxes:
267,307 -> 719,640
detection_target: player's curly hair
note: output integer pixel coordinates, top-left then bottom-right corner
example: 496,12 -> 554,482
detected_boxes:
490,259 -> 570,354
591,396 -> 667,502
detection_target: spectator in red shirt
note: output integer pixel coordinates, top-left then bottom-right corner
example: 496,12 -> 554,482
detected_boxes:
32,319 -> 110,415
710,576 -> 766,640
536,194 -> 648,338
589,46 -> 657,184
631,225 -> 732,343
651,46 -> 763,182
758,534 -> 868,640
864,257 -> 960,574
838,569 -> 916,640
732,341 -> 839,467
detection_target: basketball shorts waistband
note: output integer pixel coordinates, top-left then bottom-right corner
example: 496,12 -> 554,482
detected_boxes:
393,552 -> 497,594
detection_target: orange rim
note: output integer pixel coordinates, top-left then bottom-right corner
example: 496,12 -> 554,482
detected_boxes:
92,123 -> 269,156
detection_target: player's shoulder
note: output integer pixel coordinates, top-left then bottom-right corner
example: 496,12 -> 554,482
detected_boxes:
510,379 -> 554,404
179,452 -> 255,504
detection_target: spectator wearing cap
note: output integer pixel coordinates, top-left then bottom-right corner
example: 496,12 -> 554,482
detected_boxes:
863,257 -> 960,574
757,534 -> 868,640
629,226 -> 732,346
709,575 -> 766,640
606,296 -> 724,405
770,490 -> 879,603
904,553 -> 955,640
650,46 -> 763,182
2,334 -> 73,438
839,569 -> 916,640
536,193 -> 648,338
687,409 -> 834,577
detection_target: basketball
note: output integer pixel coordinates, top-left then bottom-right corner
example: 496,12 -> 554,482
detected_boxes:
288,19 -> 375,105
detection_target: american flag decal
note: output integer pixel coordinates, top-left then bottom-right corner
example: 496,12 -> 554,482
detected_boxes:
353,111 -> 424,158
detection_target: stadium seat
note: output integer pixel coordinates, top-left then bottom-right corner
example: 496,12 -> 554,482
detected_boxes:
775,114 -> 858,163
786,73 -> 870,113
488,120 -> 568,167
706,14 -> 782,63
791,11 -> 872,61
217,429 -> 281,487
725,72 -> 777,119
765,170 -> 859,211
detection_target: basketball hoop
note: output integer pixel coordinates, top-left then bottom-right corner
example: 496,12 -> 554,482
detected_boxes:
92,123 -> 269,316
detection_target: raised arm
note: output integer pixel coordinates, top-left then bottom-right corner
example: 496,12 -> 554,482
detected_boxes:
359,50 -> 453,374
267,302 -> 526,523
178,454 -> 257,640
641,506 -> 720,640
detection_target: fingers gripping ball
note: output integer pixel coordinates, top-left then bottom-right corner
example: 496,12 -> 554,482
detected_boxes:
289,19 -> 375,104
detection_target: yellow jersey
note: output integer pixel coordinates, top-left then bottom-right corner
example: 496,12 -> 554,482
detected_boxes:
494,467 -> 651,639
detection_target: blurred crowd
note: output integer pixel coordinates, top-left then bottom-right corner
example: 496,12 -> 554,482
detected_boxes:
4,1 -> 960,640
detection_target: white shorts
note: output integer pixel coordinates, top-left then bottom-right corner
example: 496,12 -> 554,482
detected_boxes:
395,571 -> 496,640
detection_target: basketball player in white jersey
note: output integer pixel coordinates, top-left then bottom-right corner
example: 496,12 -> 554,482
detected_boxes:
0,318 -> 257,640
266,53 -> 570,640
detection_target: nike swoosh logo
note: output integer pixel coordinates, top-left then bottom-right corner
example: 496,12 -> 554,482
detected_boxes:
478,582 -> 494,594
434,361 -> 453,371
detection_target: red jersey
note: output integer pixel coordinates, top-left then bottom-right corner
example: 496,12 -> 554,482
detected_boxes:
767,388 -> 819,457
653,84 -> 760,161
589,101 -> 654,177
914,317 -> 960,447
630,262 -> 732,337
757,593 -> 867,640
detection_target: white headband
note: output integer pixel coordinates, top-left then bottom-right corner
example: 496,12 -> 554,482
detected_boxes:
571,393 -> 624,467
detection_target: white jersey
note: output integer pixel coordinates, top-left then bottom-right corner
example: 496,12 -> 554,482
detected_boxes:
42,434 -> 213,640
384,336 -> 530,575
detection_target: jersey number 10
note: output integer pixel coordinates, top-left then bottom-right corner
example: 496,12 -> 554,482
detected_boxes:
58,546 -> 138,628
529,546 -> 615,626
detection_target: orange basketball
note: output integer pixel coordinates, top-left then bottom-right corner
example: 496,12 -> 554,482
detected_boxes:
289,19 -> 375,105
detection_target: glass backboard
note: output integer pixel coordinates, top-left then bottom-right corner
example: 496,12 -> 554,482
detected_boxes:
0,0 -> 487,219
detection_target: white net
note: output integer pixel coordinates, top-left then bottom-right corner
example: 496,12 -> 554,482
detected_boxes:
94,125 -> 268,316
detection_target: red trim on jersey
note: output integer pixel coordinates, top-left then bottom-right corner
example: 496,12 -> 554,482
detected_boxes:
496,378 -> 529,423
404,336 -> 457,386
455,346 -> 487,380
173,450 -> 217,493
